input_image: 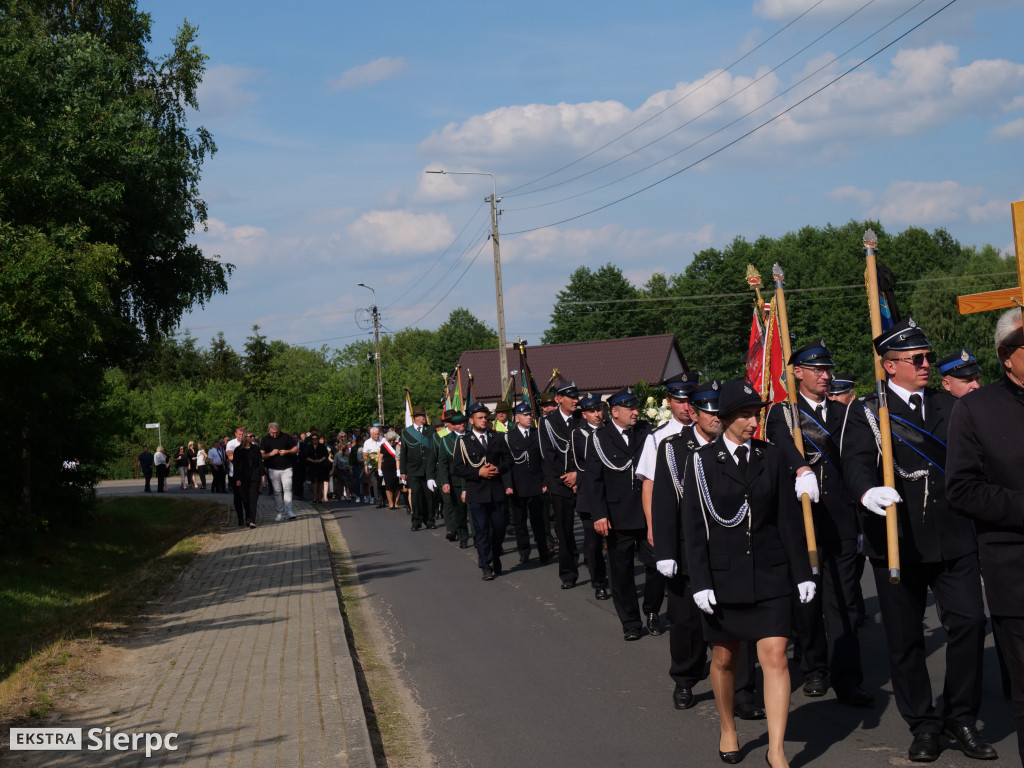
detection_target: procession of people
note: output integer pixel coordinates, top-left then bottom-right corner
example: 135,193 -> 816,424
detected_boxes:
134,306 -> 1024,767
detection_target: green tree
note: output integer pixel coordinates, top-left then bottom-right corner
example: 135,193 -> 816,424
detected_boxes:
543,263 -> 646,344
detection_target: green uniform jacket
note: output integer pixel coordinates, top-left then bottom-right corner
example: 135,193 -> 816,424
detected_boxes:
400,423 -> 436,478
433,431 -> 464,491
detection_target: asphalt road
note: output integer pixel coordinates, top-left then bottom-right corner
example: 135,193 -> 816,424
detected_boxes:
329,499 -> 1018,768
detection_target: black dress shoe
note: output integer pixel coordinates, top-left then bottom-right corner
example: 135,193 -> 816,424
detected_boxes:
734,702 -> 766,720
646,611 -> 663,636
425,523 -> 436,529
459,540 -> 470,548
561,580 -> 577,590
623,627 -> 641,641
519,553 -> 529,565
673,685 -> 695,710
411,523 -> 422,531
718,749 -> 742,764
943,725 -> 997,760
482,567 -> 494,581
492,560 -> 502,576
594,587 -> 611,600
835,686 -> 875,708
538,550 -> 553,563
802,672 -> 827,697
445,531 -> 457,541
908,732 -> 940,762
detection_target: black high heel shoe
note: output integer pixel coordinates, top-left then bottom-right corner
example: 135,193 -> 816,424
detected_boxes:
719,749 -> 742,764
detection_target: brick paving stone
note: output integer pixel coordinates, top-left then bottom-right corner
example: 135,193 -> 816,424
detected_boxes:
8,492 -> 374,768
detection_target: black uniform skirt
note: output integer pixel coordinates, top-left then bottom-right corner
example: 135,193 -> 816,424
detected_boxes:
701,594 -> 791,642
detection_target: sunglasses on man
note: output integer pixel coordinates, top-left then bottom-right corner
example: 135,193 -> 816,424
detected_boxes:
892,351 -> 936,367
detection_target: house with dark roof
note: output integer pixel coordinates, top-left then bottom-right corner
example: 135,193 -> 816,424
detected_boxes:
456,334 -> 689,404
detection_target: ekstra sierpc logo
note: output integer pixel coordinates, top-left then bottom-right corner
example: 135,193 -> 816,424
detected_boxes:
10,727 -> 179,757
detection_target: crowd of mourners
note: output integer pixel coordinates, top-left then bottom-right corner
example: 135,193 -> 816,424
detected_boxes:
135,424 -> 413,513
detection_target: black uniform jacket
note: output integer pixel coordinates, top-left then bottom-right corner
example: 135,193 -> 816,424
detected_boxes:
946,376 -> 1024,617
453,429 -> 514,504
400,424 -> 436,477
585,421 -> 652,530
570,421 -> 600,517
682,437 -> 811,604
841,384 -> 977,564
502,425 -> 544,497
539,408 -> 580,498
433,431 -> 464,491
651,426 -> 704,573
765,398 -> 858,546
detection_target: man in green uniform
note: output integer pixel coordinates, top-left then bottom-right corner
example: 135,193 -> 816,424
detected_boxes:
434,409 -> 471,547
401,405 -> 437,531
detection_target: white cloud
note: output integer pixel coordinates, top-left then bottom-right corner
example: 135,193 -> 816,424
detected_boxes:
196,64 -> 262,123
865,180 -> 986,225
419,45 -> 1024,174
991,117 -> 1024,140
501,223 -> 717,265
197,218 -> 271,266
968,199 -> 1009,222
347,210 -> 454,255
328,57 -> 407,91
828,185 -> 874,208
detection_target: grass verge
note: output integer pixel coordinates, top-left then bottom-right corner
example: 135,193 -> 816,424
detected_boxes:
0,495 -> 223,723
320,509 -> 424,768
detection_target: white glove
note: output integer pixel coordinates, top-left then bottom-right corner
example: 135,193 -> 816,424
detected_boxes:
794,472 -> 819,503
426,479 -> 437,492
693,589 -> 717,615
797,581 -> 816,604
656,559 -> 678,578
861,486 -> 902,516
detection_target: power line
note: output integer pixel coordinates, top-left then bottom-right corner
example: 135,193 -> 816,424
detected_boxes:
503,0 -> 832,196
503,0 -> 956,236
504,0 -> 879,205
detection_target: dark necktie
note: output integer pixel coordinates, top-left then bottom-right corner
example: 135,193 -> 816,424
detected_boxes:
909,393 -> 923,423
622,427 -> 631,446
735,445 -> 748,477
813,404 -> 824,423
479,432 -> 487,448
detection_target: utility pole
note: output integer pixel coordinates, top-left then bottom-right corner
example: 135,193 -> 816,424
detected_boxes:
426,169 -> 509,396
488,192 -> 509,395
358,283 -> 385,425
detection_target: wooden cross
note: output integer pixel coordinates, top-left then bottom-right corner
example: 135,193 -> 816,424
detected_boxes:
957,200 -> 1024,316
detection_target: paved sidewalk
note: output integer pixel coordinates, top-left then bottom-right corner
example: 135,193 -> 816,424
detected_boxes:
11,492 -> 374,768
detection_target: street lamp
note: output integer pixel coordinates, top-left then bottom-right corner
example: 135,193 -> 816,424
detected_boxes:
425,168 -> 509,397
358,282 -> 385,425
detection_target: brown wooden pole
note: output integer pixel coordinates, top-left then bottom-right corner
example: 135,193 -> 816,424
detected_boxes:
863,230 -> 900,584
771,264 -> 819,575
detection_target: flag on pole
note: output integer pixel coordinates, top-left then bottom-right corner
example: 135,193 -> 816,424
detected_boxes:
754,295 -> 788,436
466,371 -> 476,408
442,372 -> 452,412
746,302 -> 767,389
875,262 -> 901,331
404,388 -> 413,428
517,342 -> 543,423
452,366 -> 464,412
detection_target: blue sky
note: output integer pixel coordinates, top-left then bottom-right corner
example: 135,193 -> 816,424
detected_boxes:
144,0 -> 1024,353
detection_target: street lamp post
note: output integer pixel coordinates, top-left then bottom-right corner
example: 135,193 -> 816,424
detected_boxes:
425,169 -> 509,397
358,283 -> 385,425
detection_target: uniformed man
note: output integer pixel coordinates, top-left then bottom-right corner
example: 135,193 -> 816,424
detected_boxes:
828,373 -> 857,405
569,393 -> 610,601
539,391 -> 558,415
938,348 -> 982,399
539,381 -> 583,589
947,308 -> 1024,765
503,401 -> 550,564
636,371 -> 700,635
586,387 -> 663,641
453,402 -> 514,580
842,317 -> 994,762
434,409 -> 471,548
652,381 -> 767,719
765,339 -> 873,707
400,405 -> 437,531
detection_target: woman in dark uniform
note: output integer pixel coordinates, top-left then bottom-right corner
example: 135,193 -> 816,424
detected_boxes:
682,380 -> 815,767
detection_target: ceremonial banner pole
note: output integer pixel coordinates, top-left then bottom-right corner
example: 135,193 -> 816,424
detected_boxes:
771,263 -> 819,575
863,230 -> 900,584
